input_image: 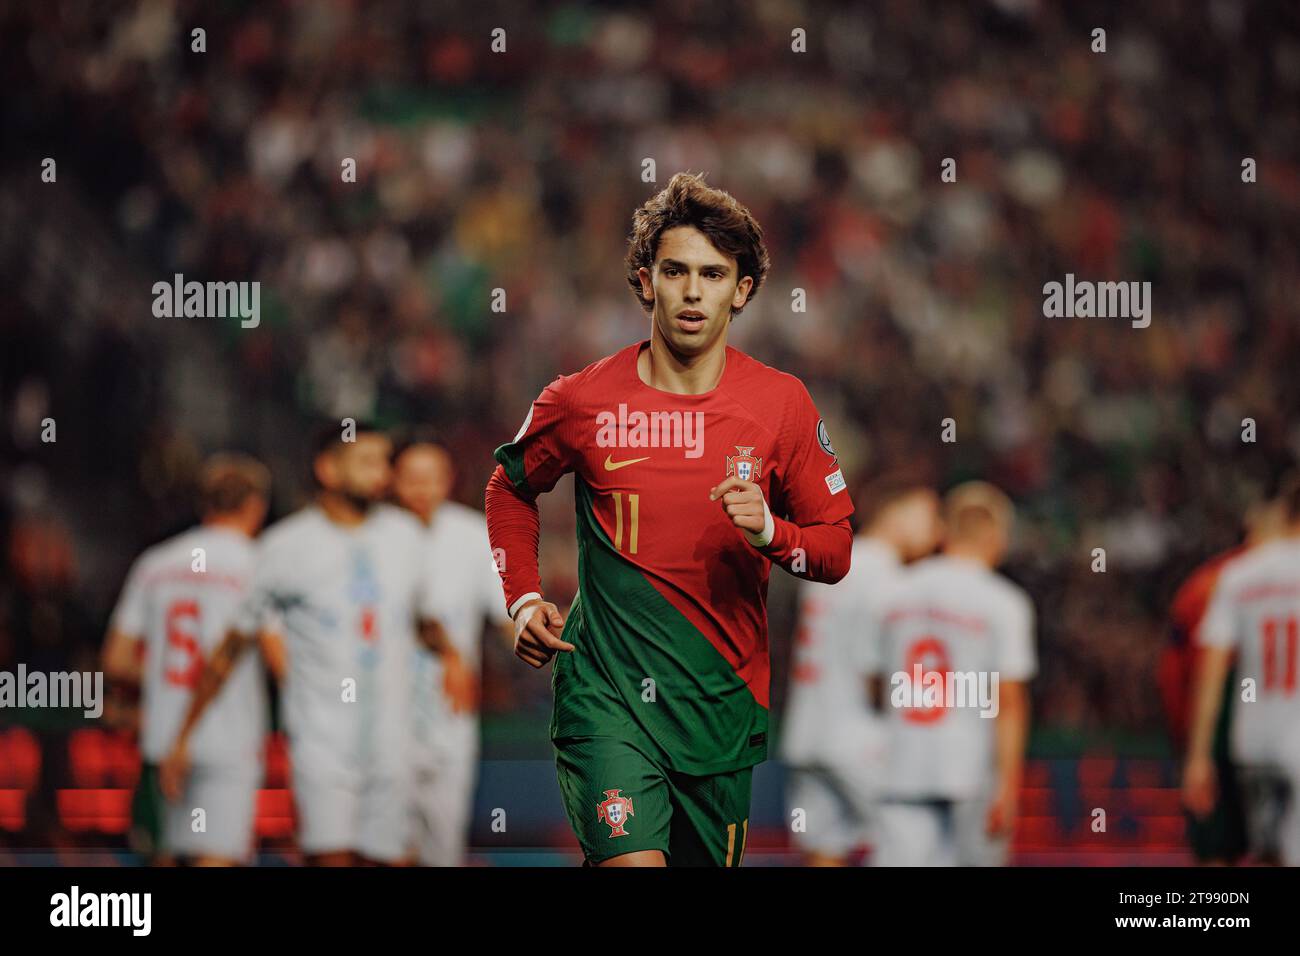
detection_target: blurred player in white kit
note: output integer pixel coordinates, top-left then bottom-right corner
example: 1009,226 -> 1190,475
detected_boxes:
161,423 -> 470,866
391,434 -> 512,867
867,482 -> 1035,867
1184,471 -> 1300,865
782,480 -> 940,865
103,454 -> 273,866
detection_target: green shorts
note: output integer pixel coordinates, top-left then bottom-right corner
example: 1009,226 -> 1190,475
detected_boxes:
555,735 -> 753,866
1186,666 -> 1248,863
130,763 -> 165,858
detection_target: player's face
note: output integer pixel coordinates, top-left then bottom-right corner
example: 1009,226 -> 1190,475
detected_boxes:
988,519 -> 1011,565
392,445 -> 453,521
245,494 -> 270,534
897,490 -> 943,562
321,433 -> 393,505
639,226 -> 753,358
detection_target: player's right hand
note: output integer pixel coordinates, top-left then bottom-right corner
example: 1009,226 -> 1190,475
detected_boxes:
985,779 -> 1019,837
441,650 -> 479,713
513,598 -> 574,668
1181,754 -> 1217,818
159,741 -> 190,803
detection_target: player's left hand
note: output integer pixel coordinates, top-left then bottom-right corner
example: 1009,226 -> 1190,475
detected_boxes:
159,741 -> 190,803
985,780 -> 1019,837
709,477 -> 768,537
1181,755 -> 1217,818
441,650 -> 478,714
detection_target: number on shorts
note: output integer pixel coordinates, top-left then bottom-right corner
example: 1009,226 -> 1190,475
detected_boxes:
725,818 -> 748,867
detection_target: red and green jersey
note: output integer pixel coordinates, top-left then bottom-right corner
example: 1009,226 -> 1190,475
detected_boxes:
487,339 -> 854,774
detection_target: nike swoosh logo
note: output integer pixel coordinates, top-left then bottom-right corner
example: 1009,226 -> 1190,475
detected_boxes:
604,454 -> 650,471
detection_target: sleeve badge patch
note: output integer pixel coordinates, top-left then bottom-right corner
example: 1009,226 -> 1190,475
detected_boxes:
816,419 -> 837,459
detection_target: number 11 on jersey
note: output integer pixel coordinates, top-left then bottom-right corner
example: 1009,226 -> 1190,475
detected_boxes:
611,492 -> 640,554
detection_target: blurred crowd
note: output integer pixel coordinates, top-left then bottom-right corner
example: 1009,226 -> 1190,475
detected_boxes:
2,0 -> 1299,745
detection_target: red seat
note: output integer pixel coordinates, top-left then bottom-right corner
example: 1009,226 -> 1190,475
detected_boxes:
1127,787 -> 1182,815
1018,787 -> 1054,815
1124,760 -> 1164,789
0,790 -> 26,831
1077,787 -> 1119,813
0,728 -> 41,790
1138,815 -> 1186,847
1022,760 -> 1051,788
1078,755 -> 1117,788
67,729 -> 140,789
106,731 -> 141,789
263,733 -> 290,789
1013,816 -> 1062,848
255,789 -> 296,838
56,789 -> 131,834
67,729 -> 110,788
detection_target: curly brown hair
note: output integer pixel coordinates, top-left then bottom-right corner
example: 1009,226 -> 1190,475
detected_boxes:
624,172 -> 771,318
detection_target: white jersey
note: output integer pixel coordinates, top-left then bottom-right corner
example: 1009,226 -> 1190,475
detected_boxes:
867,554 -> 1036,800
410,502 -> 510,769
1198,538 -> 1300,770
233,504 -> 435,779
781,537 -> 901,766
111,525 -> 266,767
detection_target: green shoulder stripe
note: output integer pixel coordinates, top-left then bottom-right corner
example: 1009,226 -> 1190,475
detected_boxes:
493,440 -> 532,496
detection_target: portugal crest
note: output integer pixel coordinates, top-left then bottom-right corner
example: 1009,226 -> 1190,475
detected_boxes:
597,789 -> 635,837
725,446 -> 763,483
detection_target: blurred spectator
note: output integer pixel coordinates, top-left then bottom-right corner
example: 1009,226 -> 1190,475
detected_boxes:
1,0 -> 1298,744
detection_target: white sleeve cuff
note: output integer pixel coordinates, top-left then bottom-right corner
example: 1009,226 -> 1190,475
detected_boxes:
743,499 -> 775,548
509,592 -> 543,620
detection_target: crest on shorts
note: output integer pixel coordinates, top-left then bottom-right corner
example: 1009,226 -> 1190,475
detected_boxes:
597,789 -> 635,837
725,446 -> 763,483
